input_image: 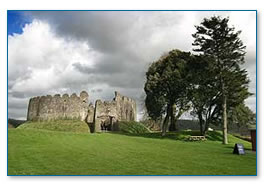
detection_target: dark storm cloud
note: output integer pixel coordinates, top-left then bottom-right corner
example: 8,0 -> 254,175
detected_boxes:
72,50 -> 146,89
28,11 -> 184,53
27,11 -> 185,92
72,54 -> 129,75
73,62 -> 145,89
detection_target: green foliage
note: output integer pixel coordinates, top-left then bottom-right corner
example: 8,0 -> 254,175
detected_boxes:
187,55 -> 221,134
18,120 -> 90,133
192,16 -> 251,141
228,103 -> 256,128
229,104 -> 256,126
192,16 -> 246,66
145,50 -> 191,115
118,121 -> 150,134
144,50 -> 192,134
8,129 -> 256,175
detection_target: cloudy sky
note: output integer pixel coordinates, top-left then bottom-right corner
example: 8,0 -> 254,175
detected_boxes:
8,11 -> 256,120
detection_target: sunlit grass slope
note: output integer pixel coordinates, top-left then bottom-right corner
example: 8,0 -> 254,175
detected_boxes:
8,124 -> 256,175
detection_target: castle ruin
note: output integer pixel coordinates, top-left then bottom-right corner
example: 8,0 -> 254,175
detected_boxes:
27,91 -> 137,133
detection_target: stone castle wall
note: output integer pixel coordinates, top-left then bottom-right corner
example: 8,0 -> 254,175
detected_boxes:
92,91 -> 137,132
93,99 -> 118,132
27,91 -> 89,121
27,91 -> 137,133
114,91 -> 137,121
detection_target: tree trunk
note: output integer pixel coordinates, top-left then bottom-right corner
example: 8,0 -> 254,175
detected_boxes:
198,112 -> 204,135
162,105 -> 170,136
222,88 -> 228,144
169,104 -> 176,131
199,122 -> 203,136
203,120 -> 209,136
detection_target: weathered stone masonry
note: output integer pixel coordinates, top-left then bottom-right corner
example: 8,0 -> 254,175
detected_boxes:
27,91 -> 137,133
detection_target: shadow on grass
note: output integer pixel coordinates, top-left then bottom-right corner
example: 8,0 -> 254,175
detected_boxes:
110,130 -> 224,142
111,131 -> 180,141
206,131 -> 223,141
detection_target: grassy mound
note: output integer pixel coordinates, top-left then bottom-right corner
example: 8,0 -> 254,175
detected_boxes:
18,120 -> 89,133
118,121 -> 150,134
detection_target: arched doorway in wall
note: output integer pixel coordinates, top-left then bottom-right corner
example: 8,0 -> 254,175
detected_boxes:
130,110 -> 133,121
100,116 -> 115,132
125,110 -> 128,120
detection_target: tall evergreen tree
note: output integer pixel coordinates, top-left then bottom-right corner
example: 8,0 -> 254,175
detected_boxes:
192,16 -> 248,144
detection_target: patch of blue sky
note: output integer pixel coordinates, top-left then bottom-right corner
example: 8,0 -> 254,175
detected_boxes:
8,11 -> 32,36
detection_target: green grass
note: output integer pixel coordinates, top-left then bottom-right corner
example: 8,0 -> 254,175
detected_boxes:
18,120 -> 90,133
118,121 -> 151,134
8,126 -> 256,175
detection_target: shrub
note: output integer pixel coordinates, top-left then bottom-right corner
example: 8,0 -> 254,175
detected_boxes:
118,121 -> 150,134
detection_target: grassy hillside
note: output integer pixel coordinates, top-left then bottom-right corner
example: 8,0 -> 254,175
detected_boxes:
18,120 -> 89,133
118,121 -> 151,133
8,126 -> 256,175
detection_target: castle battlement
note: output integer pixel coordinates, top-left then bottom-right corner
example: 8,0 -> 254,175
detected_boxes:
30,91 -> 89,100
27,91 -> 89,121
27,91 -> 136,133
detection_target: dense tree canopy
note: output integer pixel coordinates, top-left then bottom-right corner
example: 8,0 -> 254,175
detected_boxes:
187,54 -> 251,135
144,50 -> 191,136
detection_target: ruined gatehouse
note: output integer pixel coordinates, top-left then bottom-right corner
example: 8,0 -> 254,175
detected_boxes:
27,91 -> 137,133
